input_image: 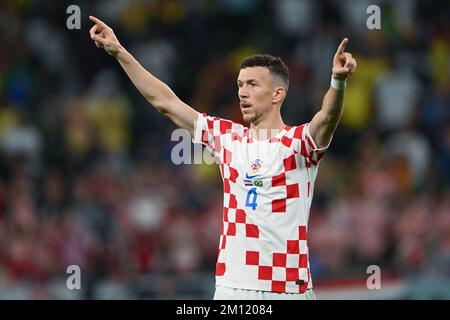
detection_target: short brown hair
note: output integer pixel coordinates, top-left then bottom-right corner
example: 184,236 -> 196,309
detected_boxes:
240,54 -> 289,89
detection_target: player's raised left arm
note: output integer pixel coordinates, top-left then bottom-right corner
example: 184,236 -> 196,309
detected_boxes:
309,38 -> 357,149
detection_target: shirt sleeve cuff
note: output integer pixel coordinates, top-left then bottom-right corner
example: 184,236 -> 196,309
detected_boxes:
305,123 -> 332,152
192,112 -> 204,144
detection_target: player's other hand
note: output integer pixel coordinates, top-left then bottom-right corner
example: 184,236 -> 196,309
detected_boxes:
332,38 -> 357,79
89,15 -> 122,57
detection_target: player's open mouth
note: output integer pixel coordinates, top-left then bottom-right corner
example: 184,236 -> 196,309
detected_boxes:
240,102 -> 252,109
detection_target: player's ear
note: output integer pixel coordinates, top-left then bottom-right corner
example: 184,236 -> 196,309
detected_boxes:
272,86 -> 285,104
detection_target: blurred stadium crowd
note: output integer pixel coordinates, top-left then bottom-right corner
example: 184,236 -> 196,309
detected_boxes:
0,0 -> 449,299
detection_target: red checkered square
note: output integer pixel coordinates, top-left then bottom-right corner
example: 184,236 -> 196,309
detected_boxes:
223,178 -> 230,193
299,226 -> 307,240
286,184 -> 299,198
286,268 -> 299,281
207,118 -> 214,130
271,173 -> 286,187
299,254 -> 308,268
226,223 -> 236,236
216,262 -> 226,276
229,194 -> 237,209
272,199 -> 286,213
293,125 -> 304,139
223,207 -> 228,222
287,240 -> 299,254
220,120 -> 232,134
271,281 -> 286,293
283,154 -> 297,171
245,224 -> 259,238
258,266 -> 272,280
246,251 -> 259,266
281,135 -> 293,148
228,166 -> 239,183
273,253 -> 286,267
235,209 -> 246,223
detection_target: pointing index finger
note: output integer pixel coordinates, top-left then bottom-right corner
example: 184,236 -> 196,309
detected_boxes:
337,37 -> 349,55
89,15 -> 108,28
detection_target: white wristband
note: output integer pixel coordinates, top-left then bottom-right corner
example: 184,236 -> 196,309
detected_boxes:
331,75 -> 346,90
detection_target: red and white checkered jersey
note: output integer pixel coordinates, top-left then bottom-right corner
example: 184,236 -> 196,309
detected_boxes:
193,112 -> 329,294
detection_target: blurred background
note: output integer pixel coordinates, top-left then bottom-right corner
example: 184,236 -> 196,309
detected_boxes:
0,0 -> 449,299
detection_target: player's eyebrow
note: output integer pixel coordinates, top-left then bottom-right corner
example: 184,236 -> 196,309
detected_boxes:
237,79 -> 259,85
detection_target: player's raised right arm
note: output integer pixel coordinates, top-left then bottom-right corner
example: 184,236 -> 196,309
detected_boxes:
89,16 -> 198,136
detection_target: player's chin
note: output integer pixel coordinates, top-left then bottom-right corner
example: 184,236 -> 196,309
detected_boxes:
241,113 -> 254,123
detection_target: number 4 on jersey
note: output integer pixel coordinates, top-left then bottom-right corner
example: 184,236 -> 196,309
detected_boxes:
245,188 -> 258,210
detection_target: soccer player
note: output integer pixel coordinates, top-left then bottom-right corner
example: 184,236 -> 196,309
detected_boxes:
89,15 -> 357,300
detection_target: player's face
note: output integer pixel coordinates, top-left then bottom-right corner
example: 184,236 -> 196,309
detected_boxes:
237,67 -> 276,123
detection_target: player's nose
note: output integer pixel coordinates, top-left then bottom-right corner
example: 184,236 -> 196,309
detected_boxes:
238,87 -> 249,99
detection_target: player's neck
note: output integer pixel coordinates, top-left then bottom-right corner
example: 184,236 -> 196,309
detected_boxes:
249,113 -> 286,141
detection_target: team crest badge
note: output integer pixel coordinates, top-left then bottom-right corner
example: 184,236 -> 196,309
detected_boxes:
249,159 -> 263,174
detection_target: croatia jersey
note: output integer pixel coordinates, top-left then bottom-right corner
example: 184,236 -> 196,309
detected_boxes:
192,112 -> 329,294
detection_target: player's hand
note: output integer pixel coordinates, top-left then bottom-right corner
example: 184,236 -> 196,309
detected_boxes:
332,38 -> 357,79
89,15 -> 122,57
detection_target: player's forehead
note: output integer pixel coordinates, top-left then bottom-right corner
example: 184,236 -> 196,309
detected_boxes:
237,66 -> 271,83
